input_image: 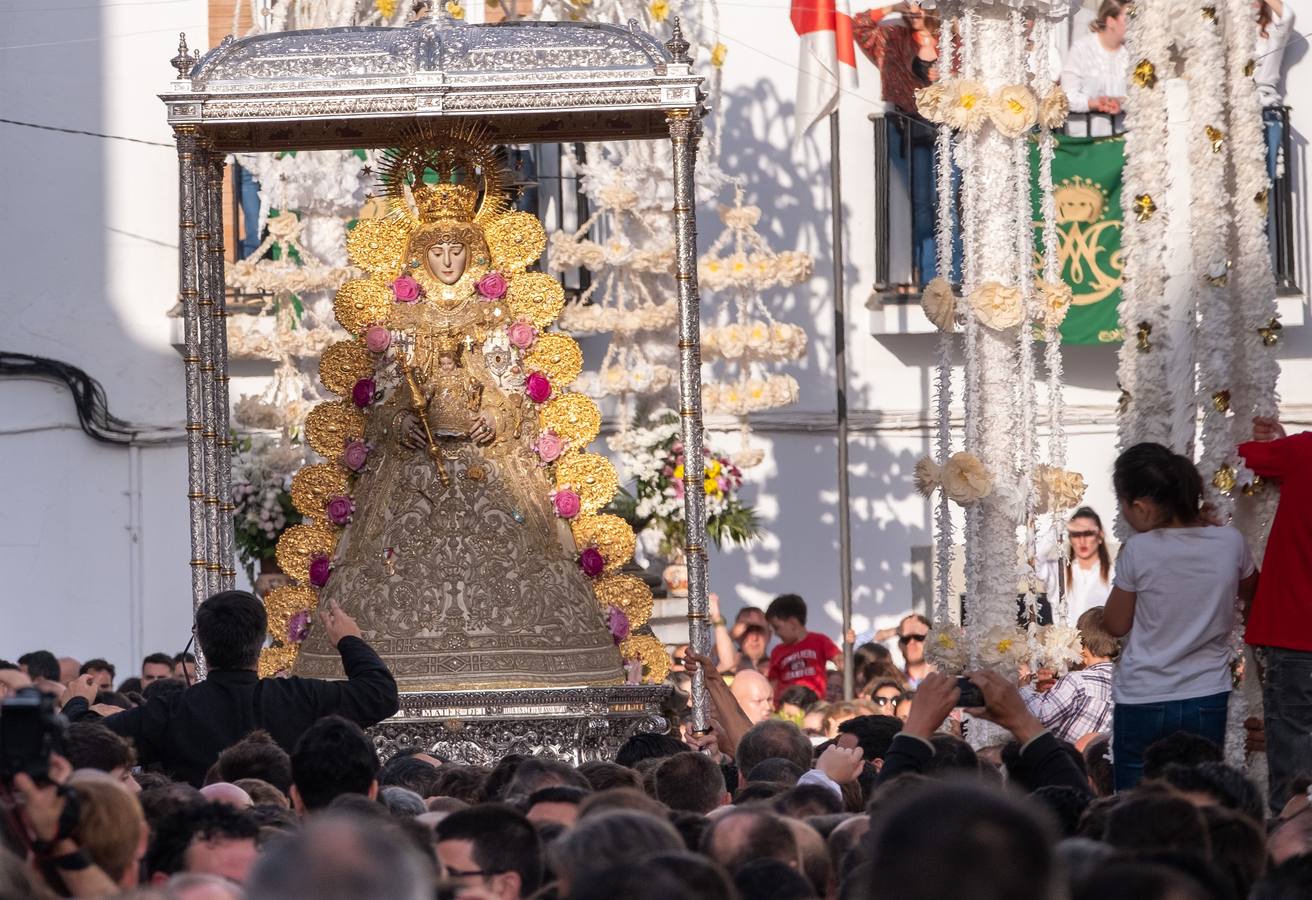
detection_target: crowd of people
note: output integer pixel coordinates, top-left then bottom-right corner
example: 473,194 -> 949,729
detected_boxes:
4,422 -> 1312,900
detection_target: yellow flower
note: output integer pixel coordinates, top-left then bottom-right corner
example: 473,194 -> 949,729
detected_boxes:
445,0 -> 465,18
376,0 -> 397,17
707,459 -> 721,478
946,79 -> 988,133
711,42 -> 728,67
673,463 -> 684,480
990,84 -> 1038,139
1032,278 -> 1072,328
704,477 -> 720,495
649,0 -> 669,22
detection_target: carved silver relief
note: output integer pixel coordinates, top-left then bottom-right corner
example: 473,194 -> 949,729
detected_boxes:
369,685 -> 671,765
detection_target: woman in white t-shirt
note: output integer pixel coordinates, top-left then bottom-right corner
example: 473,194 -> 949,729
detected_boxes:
1060,0 -> 1129,137
1103,443 -> 1259,791
1039,506 -> 1115,627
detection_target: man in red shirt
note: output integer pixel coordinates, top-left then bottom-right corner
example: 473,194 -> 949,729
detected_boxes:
765,594 -> 842,707
1238,416 -> 1312,813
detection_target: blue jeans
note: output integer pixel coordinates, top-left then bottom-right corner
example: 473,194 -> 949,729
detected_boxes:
1112,691 -> 1230,791
889,117 -> 961,286
1262,108 -> 1283,240
1259,646 -> 1312,813
238,166 -> 263,259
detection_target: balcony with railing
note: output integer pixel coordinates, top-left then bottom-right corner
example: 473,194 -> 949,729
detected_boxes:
867,106 -> 1303,335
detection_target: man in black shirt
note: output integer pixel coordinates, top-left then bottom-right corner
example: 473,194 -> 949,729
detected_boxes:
62,591 -> 399,786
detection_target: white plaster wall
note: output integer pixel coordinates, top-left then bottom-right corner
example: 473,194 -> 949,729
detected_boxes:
0,0 -> 207,671
0,0 -> 1307,676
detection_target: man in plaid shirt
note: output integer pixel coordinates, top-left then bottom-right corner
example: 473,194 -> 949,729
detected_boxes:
1023,607 -> 1118,745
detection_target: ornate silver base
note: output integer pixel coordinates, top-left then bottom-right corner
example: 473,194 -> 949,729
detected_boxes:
369,684 -> 672,766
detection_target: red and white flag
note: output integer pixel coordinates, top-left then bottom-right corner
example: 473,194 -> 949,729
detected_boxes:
791,0 -> 858,142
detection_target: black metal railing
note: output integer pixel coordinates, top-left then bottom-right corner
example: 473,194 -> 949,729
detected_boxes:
870,106 -> 1300,299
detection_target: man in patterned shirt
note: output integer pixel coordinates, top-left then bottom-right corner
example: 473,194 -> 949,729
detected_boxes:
1022,607 -> 1118,745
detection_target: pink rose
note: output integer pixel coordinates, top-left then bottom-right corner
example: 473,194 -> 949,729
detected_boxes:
578,546 -> 606,578
364,325 -> 391,353
391,275 -> 422,303
534,431 -> 564,463
341,440 -> 370,473
673,479 -> 685,499
524,372 -> 552,404
475,271 -> 508,300
288,610 -> 311,643
608,605 -> 631,643
552,488 -> 581,519
507,320 -> 537,350
351,378 -> 376,408
326,494 -> 355,526
308,554 -> 332,588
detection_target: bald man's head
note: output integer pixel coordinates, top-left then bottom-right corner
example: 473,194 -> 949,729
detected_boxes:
730,670 -> 774,724
200,783 -> 254,810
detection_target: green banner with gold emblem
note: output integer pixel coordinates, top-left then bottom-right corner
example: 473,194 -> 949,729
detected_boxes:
1030,134 -> 1125,345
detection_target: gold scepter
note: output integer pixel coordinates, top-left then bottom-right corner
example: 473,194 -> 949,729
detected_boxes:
399,354 -> 449,487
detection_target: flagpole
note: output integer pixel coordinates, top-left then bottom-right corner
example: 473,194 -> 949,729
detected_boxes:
829,108 -> 855,700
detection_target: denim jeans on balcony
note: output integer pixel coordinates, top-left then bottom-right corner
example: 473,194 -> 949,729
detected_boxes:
238,166 -> 263,260
1263,107 -> 1283,239
890,116 -> 961,287
1258,646 -> 1312,813
1111,690 -> 1230,792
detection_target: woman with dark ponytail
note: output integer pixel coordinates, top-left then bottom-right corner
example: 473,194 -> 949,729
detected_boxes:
1103,442 -> 1259,791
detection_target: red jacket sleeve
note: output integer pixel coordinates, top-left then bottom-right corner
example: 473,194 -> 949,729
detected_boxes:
853,10 -> 892,68
1239,433 -> 1312,479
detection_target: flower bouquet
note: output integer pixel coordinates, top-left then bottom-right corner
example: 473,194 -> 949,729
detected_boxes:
609,410 -> 760,556
231,435 -> 305,582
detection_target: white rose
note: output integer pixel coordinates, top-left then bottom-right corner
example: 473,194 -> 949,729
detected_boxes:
942,452 -> 993,505
921,277 -> 958,333
970,281 -> 1025,331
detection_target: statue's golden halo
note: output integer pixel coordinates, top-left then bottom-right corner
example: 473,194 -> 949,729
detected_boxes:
375,122 -> 511,228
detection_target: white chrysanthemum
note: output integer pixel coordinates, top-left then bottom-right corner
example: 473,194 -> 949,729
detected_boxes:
928,624 -> 971,673
978,625 -> 1028,671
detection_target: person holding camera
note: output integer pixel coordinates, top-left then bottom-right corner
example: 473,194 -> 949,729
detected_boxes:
59,590 -> 399,787
875,670 -> 1092,797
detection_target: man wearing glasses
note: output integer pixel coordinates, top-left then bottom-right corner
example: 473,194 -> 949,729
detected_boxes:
436,805 -> 543,899
897,614 -> 934,688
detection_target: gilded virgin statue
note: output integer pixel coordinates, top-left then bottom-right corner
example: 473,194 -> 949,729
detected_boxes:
261,127 -> 667,691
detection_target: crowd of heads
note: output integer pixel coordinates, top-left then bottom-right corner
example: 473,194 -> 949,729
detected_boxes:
4,652 -> 1311,899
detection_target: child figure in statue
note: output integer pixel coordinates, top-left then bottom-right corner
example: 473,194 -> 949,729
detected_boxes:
287,141 -> 622,691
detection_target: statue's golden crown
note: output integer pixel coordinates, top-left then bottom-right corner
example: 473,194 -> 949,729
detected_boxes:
414,181 -> 479,224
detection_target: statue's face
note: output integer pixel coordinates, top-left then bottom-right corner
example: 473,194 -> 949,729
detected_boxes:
427,241 -> 468,285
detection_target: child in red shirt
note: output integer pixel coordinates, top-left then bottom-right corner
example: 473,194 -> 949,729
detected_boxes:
765,593 -> 842,707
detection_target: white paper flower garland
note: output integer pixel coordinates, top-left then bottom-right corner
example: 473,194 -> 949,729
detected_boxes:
918,1 -> 1080,684
1114,0 -> 1175,534
1185,3 -> 1243,519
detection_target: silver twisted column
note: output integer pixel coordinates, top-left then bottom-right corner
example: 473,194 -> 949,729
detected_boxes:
668,108 -> 711,733
207,154 -> 237,589
194,144 -> 221,597
176,128 -> 210,650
